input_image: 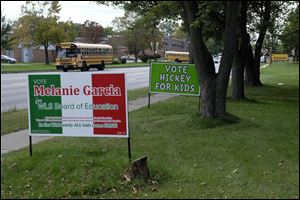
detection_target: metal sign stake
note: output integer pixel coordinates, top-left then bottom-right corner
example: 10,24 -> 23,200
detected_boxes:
29,136 -> 32,156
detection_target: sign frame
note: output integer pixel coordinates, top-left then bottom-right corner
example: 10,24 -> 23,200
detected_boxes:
27,72 -> 131,161
149,62 -> 200,96
27,72 -> 129,138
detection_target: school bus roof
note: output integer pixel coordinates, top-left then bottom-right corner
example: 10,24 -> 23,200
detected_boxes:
165,51 -> 189,54
59,42 -> 112,49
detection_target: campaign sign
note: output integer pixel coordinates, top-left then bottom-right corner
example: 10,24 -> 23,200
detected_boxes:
150,62 -> 200,96
27,73 -> 128,138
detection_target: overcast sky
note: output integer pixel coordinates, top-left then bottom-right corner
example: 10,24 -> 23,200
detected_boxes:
1,1 -> 125,27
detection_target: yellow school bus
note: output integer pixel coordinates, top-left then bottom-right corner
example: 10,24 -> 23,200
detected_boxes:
56,42 -> 113,72
165,51 -> 190,62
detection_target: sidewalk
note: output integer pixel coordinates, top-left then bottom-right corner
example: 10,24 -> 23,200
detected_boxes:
1,93 -> 176,155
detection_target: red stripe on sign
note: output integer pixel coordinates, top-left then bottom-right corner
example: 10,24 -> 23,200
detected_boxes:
92,74 -> 127,135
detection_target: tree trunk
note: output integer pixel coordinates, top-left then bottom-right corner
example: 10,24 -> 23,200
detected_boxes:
134,47 -> 138,63
253,1 -> 271,86
253,36 -> 264,86
244,34 -> 255,86
180,1 -> 240,118
43,42 -> 49,65
232,46 -> 245,99
295,47 -> 299,62
215,1 -> 240,117
232,1 -> 247,99
181,1 -> 216,118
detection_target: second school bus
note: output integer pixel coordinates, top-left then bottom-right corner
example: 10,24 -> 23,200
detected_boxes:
165,51 -> 190,62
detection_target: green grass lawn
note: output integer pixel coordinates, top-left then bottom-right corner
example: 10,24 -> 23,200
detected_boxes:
1,108 -> 28,136
1,63 -> 57,72
1,63 -> 299,199
1,62 -> 149,73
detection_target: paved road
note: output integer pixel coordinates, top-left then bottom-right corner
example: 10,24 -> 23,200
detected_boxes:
1,67 -> 150,112
1,63 -> 220,112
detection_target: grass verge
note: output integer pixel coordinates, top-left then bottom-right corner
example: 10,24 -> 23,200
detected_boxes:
1,108 -> 28,136
1,63 -> 299,199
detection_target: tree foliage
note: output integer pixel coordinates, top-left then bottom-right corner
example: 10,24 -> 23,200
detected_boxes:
78,20 -> 104,43
280,4 -> 299,61
112,12 -> 158,61
13,1 -> 76,64
1,11 -> 13,50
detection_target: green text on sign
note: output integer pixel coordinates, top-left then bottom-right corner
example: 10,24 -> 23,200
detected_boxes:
150,62 -> 200,96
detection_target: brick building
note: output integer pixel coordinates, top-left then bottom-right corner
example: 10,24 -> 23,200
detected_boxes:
1,44 -> 56,63
144,36 -> 190,58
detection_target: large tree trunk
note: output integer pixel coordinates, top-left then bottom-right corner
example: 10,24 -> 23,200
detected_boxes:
295,47 -> 299,62
181,1 -> 216,118
232,1 -> 247,99
215,1 -> 240,117
43,42 -> 50,65
180,1 -> 239,118
253,1 -> 271,86
232,47 -> 245,99
244,34 -> 255,86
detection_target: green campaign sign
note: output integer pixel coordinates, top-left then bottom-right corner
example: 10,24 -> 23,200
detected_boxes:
149,62 -> 200,96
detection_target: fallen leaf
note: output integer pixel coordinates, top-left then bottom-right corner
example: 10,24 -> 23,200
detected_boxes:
132,186 -> 138,194
227,175 -> 233,179
124,174 -> 131,182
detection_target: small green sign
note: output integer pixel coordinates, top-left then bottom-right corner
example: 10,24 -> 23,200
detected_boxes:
149,62 -> 200,96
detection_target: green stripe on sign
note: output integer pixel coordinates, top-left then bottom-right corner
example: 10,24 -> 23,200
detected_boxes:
29,75 -> 62,134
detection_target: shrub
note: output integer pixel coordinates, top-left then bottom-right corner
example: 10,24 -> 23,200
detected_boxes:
139,54 -> 161,63
120,58 -> 127,64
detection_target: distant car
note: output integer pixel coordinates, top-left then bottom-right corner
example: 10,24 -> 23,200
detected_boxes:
260,56 -> 266,63
120,55 -> 135,61
1,55 -> 17,64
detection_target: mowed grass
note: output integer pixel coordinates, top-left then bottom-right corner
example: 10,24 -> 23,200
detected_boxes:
1,63 -> 299,199
1,63 -> 57,72
1,108 -> 28,136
